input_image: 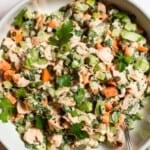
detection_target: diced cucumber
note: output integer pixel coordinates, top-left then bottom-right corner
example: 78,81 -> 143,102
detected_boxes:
38,31 -> 49,42
19,41 -> 28,49
86,0 -> 95,7
124,22 -> 137,31
3,81 -> 12,89
92,12 -> 100,19
121,30 -> 144,42
95,101 -> 105,116
121,16 -> 131,23
36,58 -> 48,65
89,54 -> 99,66
75,2 -> 89,12
99,135 -> 105,142
93,64 -> 100,72
24,48 -> 48,69
134,58 -> 149,73
110,111 -> 120,123
96,72 -> 106,80
25,9 -> 34,19
112,12 -> 131,23
99,124 -> 107,135
112,28 -> 122,37
71,60 -> 80,69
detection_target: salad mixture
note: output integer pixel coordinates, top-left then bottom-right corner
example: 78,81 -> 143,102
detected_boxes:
0,0 -> 150,149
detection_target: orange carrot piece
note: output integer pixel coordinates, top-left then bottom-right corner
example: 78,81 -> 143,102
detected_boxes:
0,60 -> 11,72
12,74 -> 20,83
42,69 -> 51,82
102,112 -> 110,124
105,102 -> 113,112
41,99 -> 48,107
4,70 -> 16,80
95,43 -> 103,50
113,39 -> 119,51
102,86 -> 118,98
10,28 -> 23,43
124,46 -> 131,56
137,45 -> 148,52
80,71 -> 91,85
4,93 -> 17,104
48,20 -> 57,28
36,15 -> 44,29
16,114 -> 24,119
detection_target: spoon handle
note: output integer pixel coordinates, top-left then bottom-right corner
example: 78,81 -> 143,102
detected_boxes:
124,123 -> 132,150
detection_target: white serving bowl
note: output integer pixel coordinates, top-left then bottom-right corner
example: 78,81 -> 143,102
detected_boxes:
0,0 -> 149,150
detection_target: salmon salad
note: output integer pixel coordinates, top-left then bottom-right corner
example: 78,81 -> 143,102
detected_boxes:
0,0 -> 150,149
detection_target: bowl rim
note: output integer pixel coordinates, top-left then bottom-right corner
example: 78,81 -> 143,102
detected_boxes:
0,0 -> 149,150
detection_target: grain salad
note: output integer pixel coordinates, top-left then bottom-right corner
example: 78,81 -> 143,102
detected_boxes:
0,0 -> 150,149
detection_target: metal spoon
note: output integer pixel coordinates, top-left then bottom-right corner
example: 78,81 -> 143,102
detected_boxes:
123,122 -> 132,150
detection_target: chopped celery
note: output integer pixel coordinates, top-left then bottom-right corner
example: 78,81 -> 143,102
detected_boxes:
96,72 -> 106,80
19,41 -> 28,49
121,30 -> 144,42
75,2 -> 89,12
38,31 -> 49,42
36,59 -> 48,65
112,28 -> 122,37
47,88 -> 55,97
92,12 -> 100,19
71,60 -> 80,69
78,101 -> 93,112
121,16 -> 131,23
24,48 -> 48,69
124,22 -> 137,31
57,53 -> 67,60
93,64 -> 100,72
25,9 -> 34,19
0,50 -> 4,60
95,101 -> 105,116
112,12 -> 131,23
98,135 -> 105,142
110,112 -> 120,123
134,58 -> 149,73
89,55 -> 99,66
110,126 -> 117,133
3,81 -> 12,89
86,0 -> 95,7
